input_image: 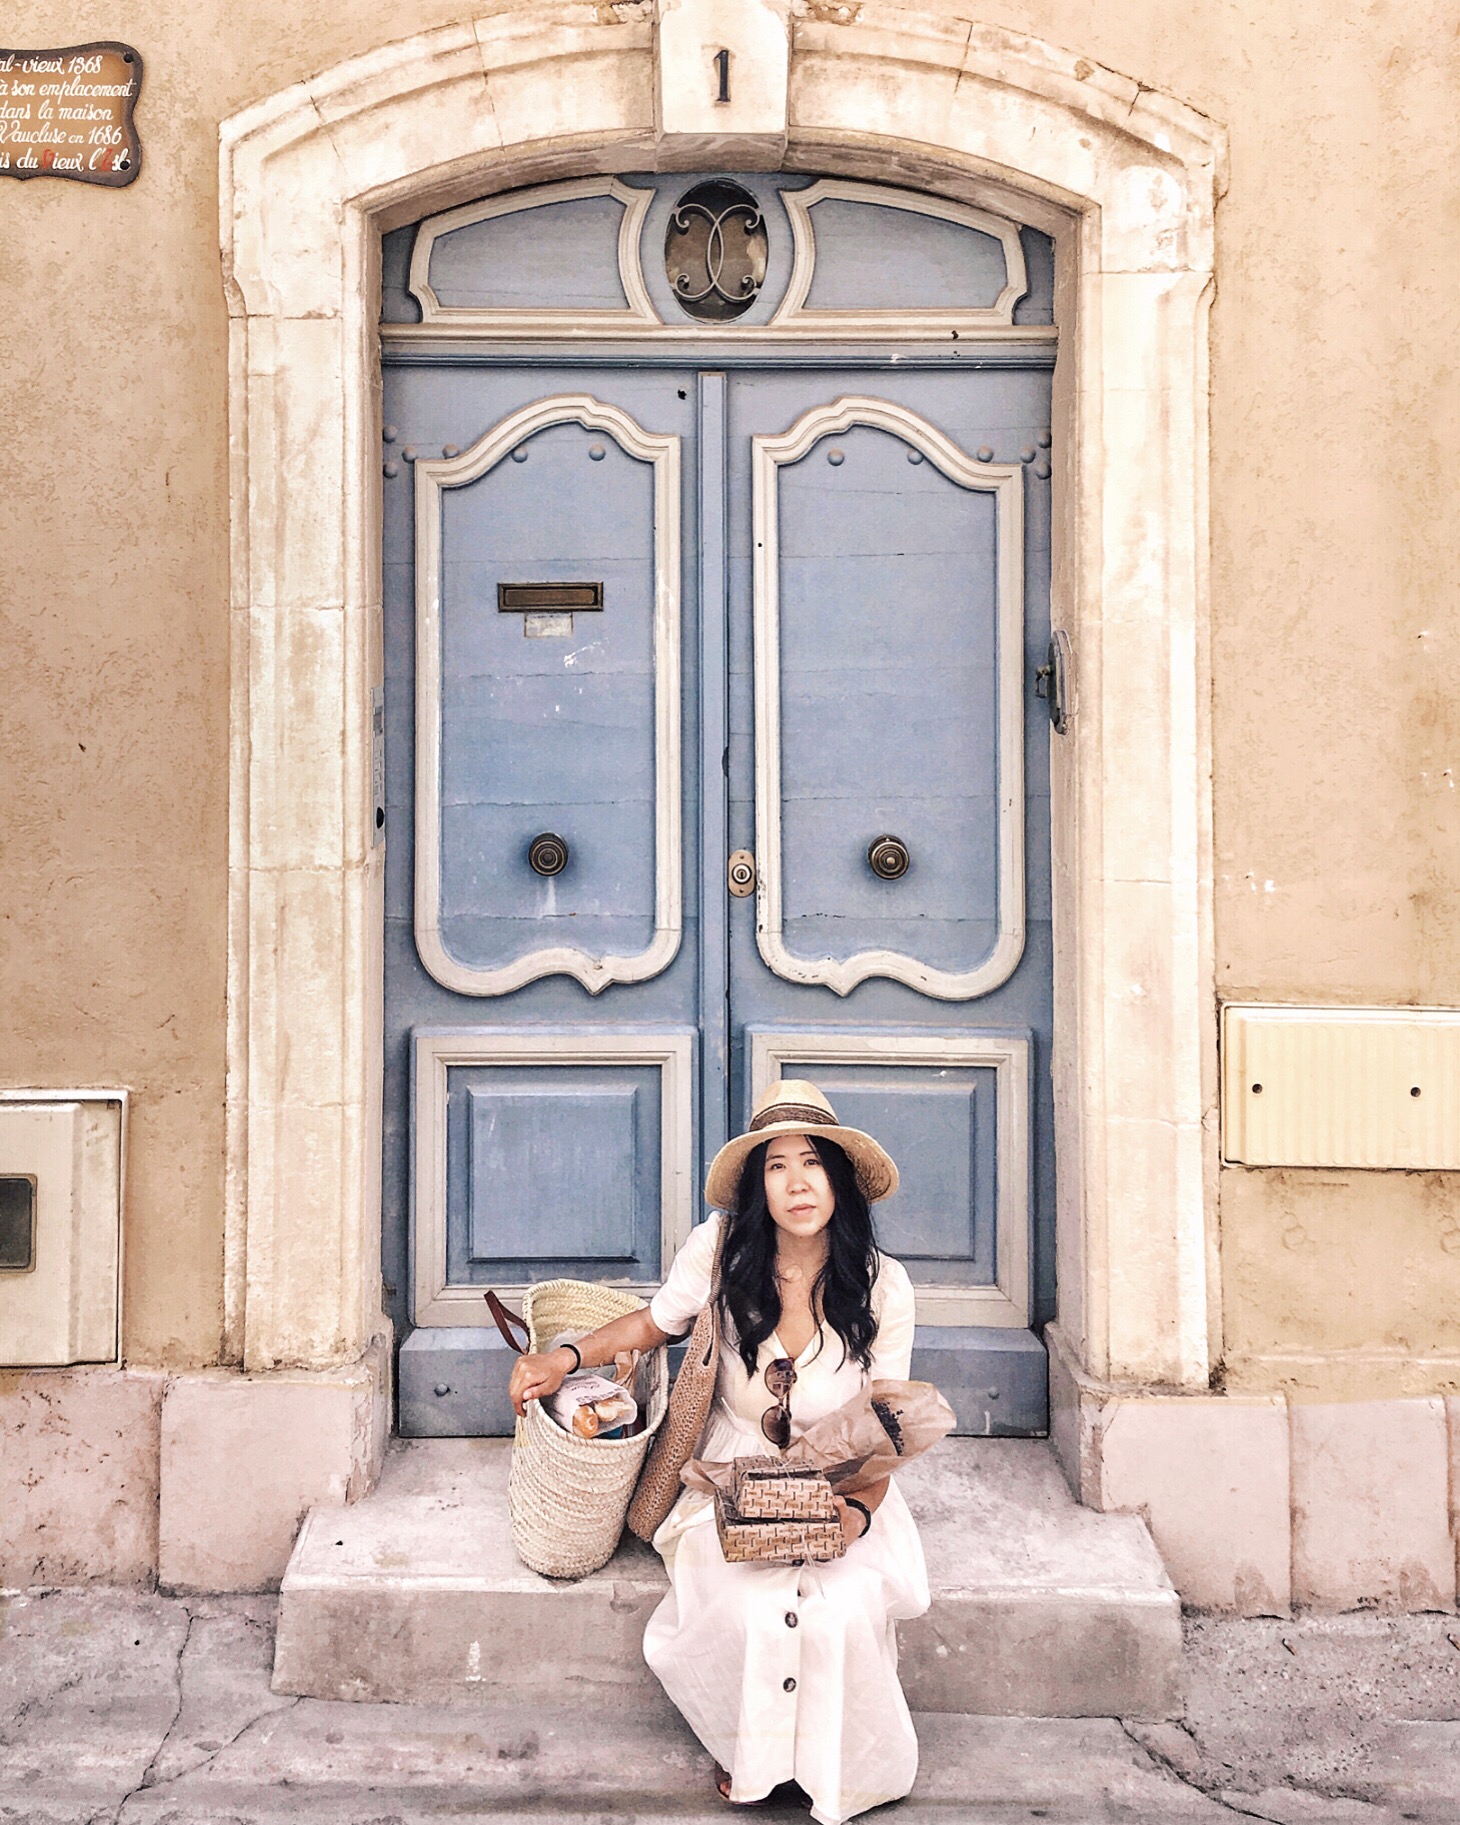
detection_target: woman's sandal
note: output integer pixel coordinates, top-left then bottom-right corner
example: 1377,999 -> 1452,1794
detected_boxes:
715,1769 -> 810,1808
715,1768 -> 772,1805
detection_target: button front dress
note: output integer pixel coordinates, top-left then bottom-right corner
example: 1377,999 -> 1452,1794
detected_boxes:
642,1214 -> 930,1825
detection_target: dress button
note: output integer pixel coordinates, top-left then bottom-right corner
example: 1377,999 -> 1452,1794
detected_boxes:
784,1612 -> 798,1629
783,1677 -> 797,1693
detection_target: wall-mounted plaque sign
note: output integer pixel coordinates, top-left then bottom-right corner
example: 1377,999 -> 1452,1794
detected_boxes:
0,43 -> 141,186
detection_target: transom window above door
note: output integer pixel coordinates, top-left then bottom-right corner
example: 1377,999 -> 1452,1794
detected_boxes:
381,172 -> 1055,341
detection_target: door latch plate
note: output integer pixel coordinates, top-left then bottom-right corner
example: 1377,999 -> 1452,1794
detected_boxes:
727,850 -> 756,897
1035,628 -> 1072,735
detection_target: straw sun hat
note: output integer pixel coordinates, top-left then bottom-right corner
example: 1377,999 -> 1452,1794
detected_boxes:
704,1079 -> 900,1211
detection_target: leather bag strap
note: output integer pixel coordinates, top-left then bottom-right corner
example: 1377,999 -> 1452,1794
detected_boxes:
484,1288 -> 531,1355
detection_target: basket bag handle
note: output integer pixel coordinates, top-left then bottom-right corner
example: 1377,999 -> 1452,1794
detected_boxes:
625,1220 -> 725,1543
484,1289 -> 531,1354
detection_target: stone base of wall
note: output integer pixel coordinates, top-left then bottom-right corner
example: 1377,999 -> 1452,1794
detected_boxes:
0,1340 -> 390,1593
0,1366 -> 166,1587
10,1333 -> 1459,1611
1049,1324 -> 1460,1615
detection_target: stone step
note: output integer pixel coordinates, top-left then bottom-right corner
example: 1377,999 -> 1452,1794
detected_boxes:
272,1437 -> 1182,1719
400,1323 -> 1052,1438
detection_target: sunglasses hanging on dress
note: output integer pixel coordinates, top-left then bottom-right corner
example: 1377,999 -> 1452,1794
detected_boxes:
762,1356 -> 797,1450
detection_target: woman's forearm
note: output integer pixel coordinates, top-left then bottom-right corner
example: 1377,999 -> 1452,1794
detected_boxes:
858,1475 -> 891,1514
509,1303 -> 672,1414
835,1474 -> 891,1546
555,1304 -> 670,1369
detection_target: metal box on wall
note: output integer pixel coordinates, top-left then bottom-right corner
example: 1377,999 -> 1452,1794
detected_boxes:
1222,1006 -> 1460,1170
0,1095 -> 125,1366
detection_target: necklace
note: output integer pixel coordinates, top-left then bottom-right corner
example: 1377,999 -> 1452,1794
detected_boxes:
776,1254 -> 825,1287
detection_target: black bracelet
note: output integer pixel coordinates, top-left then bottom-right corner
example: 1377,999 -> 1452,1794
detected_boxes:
559,1342 -> 582,1373
844,1497 -> 872,1538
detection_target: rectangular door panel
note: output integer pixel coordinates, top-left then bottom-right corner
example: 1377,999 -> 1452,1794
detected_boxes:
412,1028 -> 694,1325
748,1031 -> 1031,1322
446,1063 -> 662,1281
749,387 -> 1025,999
417,396 -> 683,996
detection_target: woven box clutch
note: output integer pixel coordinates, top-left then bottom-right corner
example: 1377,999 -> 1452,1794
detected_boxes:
714,1463 -> 846,1565
731,1456 -> 837,1521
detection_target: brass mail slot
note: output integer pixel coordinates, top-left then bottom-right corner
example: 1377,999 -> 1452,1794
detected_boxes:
498,582 -> 603,613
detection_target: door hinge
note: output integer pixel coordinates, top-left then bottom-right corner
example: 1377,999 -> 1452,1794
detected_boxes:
371,685 -> 386,844
1035,629 -> 1072,735
727,850 -> 756,897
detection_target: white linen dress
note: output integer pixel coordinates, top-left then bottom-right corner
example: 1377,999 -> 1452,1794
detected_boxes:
642,1213 -> 930,1825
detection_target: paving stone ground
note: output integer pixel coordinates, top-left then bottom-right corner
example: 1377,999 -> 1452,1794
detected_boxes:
2,1590 -> 1459,1824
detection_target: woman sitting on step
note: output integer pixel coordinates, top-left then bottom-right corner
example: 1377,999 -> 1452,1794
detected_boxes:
509,1080 -> 929,1825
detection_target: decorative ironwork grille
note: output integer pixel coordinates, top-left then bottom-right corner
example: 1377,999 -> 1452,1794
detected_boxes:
664,180 -> 767,322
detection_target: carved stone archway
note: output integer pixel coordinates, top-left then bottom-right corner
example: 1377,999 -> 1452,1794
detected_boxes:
220,3 -> 1224,1416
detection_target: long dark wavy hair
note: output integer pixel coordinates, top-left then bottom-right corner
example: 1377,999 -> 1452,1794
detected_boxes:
718,1135 -> 881,1377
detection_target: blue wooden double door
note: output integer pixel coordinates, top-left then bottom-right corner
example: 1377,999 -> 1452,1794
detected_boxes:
384,350 -> 1054,1434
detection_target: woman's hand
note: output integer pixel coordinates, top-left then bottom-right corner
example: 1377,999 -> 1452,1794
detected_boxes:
833,1475 -> 888,1547
509,1347 -> 576,1416
833,1495 -> 871,1549
507,1306 -> 671,1417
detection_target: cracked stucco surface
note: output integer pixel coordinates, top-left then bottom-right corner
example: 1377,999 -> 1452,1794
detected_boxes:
3,1592 -> 1460,1821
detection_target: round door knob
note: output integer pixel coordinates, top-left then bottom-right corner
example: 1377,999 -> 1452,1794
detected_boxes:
528,832 -> 569,877
867,835 -> 910,880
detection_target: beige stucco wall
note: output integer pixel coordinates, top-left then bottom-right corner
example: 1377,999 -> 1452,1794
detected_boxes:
1,0 -> 1456,1387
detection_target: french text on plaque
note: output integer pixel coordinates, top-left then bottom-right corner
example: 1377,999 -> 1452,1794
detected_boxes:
0,44 -> 142,186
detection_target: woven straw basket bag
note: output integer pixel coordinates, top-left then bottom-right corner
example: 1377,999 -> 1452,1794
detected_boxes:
502,1279 -> 668,1580
626,1225 -> 723,1542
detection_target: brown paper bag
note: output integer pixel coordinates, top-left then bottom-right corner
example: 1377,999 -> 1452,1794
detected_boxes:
683,1378 -> 955,1499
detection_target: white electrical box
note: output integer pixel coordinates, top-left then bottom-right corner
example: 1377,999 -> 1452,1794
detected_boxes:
0,1097 -> 124,1366
1222,1006 -> 1460,1170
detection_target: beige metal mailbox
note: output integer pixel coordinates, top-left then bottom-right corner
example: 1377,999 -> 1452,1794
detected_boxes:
0,1095 -> 124,1366
1222,1006 -> 1460,1170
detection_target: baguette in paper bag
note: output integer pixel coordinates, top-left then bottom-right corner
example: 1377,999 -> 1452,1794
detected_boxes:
683,1379 -> 955,1499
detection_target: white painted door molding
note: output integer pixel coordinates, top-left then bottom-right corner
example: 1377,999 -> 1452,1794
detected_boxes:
751,395 -> 1025,1000
749,1030 -> 1032,1327
407,177 -> 660,334
769,179 -> 1028,333
383,170 -> 1045,346
411,1028 -> 694,1325
413,393 -> 683,997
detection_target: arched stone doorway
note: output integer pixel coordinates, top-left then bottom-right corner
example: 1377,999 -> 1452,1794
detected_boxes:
219,3 -> 1222,1457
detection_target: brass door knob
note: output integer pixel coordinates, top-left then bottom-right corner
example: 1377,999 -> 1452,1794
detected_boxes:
867,835 -> 910,880
528,832 -> 569,876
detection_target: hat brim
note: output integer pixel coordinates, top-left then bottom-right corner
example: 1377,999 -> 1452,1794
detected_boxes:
704,1121 -> 899,1211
